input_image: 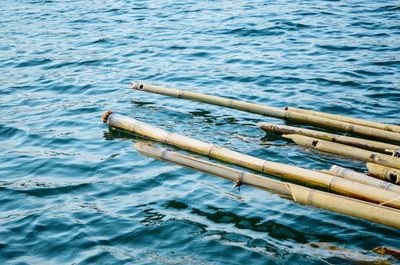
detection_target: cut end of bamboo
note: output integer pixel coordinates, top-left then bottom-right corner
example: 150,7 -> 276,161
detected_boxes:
129,81 -> 143,90
102,110 -> 113,123
134,141 -> 158,158
257,122 -> 275,132
367,162 -> 400,184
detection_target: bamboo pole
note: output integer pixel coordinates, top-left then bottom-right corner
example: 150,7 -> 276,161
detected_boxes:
321,165 -> 400,194
283,134 -> 400,170
129,82 -> 286,119
287,106 -> 400,134
259,122 -> 400,155
135,142 -> 400,229
102,111 -> 400,209
129,82 -> 400,143
367,163 -> 400,184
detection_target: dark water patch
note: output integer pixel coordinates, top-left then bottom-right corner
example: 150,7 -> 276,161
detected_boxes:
309,77 -> 362,88
353,69 -> 382,77
372,5 -> 400,12
316,44 -> 361,51
187,51 -> 212,58
371,59 -> 400,66
0,124 -> 27,141
221,27 -> 285,37
15,58 -> 52,68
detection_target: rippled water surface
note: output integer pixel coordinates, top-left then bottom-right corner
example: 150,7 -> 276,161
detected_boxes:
1,0 -> 400,264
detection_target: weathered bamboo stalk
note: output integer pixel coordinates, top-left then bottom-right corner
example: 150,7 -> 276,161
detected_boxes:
367,163 -> 400,184
259,122 -> 400,155
287,106 -> 400,134
129,82 -> 400,143
135,142 -> 400,229
283,134 -> 400,170
129,82 -> 286,119
102,111 -> 400,209
321,165 -> 400,194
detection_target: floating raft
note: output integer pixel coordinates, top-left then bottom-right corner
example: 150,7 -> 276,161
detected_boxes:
135,142 -> 400,229
102,111 -> 400,210
114,81 -> 400,229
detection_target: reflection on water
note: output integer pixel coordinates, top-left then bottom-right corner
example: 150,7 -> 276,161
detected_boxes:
1,0 -> 400,264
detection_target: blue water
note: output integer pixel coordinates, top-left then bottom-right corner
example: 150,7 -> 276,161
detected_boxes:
1,0 -> 400,264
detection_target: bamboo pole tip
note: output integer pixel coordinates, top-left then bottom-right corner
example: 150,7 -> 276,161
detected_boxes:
258,122 -> 276,131
257,122 -> 271,127
129,81 -> 143,90
101,110 -> 113,123
134,141 -> 151,150
282,134 -> 295,140
257,122 -> 266,128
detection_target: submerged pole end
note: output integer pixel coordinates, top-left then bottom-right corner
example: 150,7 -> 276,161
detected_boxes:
257,122 -> 275,131
281,134 -> 294,140
102,110 -> 113,123
129,81 -> 143,90
134,141 -> 152,151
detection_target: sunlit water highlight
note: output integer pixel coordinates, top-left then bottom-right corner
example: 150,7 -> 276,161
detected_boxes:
1,1 -> 400,264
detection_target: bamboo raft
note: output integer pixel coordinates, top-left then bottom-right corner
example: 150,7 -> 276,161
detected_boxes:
102,111 -> 400,210
135,142 -> 400,229
100,81 -> 400,229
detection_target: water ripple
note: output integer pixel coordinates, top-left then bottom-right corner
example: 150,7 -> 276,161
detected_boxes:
1,0 -> 400,264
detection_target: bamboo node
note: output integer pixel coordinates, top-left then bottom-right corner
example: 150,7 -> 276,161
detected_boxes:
370,153 -> 380,162
226,99 -> 233,108
164,132 -> 173,144
346,124 -> 355,133
380,182 -> 392,191
283,107 -> 289,119
261,161 -> 269,173
207,144 -> 216,156
285,184 -> 297,202
328,176 -> 339,191
130,120 -> 139,133
177,89 -> 184,98
101,110 -> 113,123
161,149 -> 168,161
307,189 -> 315,205
269,124 -> 276,133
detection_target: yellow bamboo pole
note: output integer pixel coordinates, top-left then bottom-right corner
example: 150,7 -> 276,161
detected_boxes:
129,82 -> 400,143
287,106 -> 400,134
135,142 -> 400,229
283,134 -> 400,170
366,163 -> 400,184
321,165 -> 400,194
129,82 -> 286,119
259,122 -> 400,155
102,111 -> 400,209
